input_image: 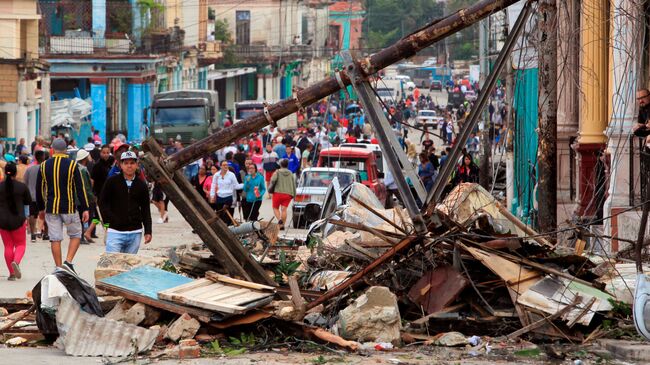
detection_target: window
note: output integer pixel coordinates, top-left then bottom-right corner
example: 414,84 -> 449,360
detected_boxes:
236,11 -> 250,45
327,24 -> 340,49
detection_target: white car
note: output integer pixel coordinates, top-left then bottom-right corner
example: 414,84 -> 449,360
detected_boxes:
415,110 -> 444,129
292,168 -> 359,228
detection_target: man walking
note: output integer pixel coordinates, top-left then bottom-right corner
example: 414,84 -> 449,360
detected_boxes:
36,138 -> 89,272
23,150 -> 46,242
99,151 -> 152,254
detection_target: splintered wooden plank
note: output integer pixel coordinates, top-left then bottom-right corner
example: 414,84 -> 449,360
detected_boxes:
221,292 -> 272,305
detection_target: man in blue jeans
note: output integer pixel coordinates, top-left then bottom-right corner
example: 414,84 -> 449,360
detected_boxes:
99,151 -> 152,253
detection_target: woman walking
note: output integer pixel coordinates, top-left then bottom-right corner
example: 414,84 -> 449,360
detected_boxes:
270,159 -> 296,230
262,144 -> 279,198
0,163 -> 31,280
191,165 -> 210,203
209,160 -> 242,224
242,164 -> 266,221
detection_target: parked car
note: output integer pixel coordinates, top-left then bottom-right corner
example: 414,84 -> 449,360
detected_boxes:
317,147 -> 387,206
292,167 -> 358,228
429,80 -> 443,91
415,110 -> 444,129
464,90 -> 478,102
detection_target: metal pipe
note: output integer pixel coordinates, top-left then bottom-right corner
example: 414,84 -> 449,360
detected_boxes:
424,1 -> 533,216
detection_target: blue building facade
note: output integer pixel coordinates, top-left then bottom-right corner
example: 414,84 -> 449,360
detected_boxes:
39,0 -> 209,144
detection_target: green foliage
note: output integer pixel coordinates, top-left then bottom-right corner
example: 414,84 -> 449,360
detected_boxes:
160,260 -> 177,273
364,0 -> 444,49
214,19 -> 233,43
137,0 -> 164,34
208,7 -> 216,21
311,355 -> 327,364
364,0 -> 477,60
207,333 -> 256,356
514,348 -> 542,357
607,298 -> 632,318
108,7 -> 133,34
273,250 -> 301,284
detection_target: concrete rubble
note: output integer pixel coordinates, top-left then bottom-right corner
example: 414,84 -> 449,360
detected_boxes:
165,313 -> 200,342
335,286 -> 401,345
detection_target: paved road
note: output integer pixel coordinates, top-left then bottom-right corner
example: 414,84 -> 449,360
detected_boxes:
1,196 -> 301,297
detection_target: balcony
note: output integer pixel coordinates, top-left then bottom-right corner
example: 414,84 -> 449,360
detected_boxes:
231,44 -> 335,62
38,0 -> 176,56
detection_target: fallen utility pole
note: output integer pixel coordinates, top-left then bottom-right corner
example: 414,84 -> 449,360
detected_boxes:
424,0 -> 533,216
152,0 -> 523,175
140,0 -> 526,286
537,0 -> 558,235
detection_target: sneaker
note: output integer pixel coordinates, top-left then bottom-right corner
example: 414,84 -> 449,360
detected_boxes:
31,234 -> 36,243
42,234 -> 50,241
11,262 -> 21,279
62,261 -> 77,275
7,275 -> 16,281
156,217 -> 164,224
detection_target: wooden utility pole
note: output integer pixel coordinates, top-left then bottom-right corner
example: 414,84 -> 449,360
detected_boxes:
537,0 -> 558,235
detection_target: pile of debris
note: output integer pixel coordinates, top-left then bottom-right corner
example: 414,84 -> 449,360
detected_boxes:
0,183 -> 643,360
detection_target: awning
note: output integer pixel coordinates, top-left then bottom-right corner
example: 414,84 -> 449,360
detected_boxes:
207,67 -> 257,81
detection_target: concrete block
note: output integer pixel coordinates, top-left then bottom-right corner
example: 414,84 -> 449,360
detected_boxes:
165,313 -> 200,342
124,302 -> 146,325
335,286 -> 402,345
600,339 -> 650,361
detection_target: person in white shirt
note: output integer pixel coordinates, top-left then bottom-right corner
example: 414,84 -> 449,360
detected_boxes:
209,160 -> 243,223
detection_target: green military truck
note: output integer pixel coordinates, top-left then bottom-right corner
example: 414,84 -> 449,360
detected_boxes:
150,90 -> 220,143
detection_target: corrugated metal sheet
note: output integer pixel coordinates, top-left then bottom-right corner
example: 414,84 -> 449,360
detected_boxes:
55,296 -> 158,357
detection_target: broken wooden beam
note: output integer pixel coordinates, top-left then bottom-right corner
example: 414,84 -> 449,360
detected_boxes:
141,140 -> 275,286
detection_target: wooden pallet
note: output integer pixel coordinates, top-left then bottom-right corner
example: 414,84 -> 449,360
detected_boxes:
158,271 -> 276,314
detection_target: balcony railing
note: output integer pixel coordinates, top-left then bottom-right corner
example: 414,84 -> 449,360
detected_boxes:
231,44 -> 335,61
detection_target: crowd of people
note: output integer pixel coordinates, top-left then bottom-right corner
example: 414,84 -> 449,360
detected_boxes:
0,80 -> 506,280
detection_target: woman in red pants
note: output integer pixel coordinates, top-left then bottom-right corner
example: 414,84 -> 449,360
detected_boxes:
0,162 -> 31,280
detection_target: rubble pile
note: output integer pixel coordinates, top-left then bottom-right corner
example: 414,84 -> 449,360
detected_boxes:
0,183 -> 645,361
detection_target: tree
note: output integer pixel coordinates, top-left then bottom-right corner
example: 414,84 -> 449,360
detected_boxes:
364,0 -> 444,50
214,19 -> 238,65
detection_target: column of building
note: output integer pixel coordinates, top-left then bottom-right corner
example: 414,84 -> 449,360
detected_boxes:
556,0 -> 580,208
575,0 -> 609,219
603,0 -> 643,251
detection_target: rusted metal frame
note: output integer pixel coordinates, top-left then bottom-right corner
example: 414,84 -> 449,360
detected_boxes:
142,142 -> 275,286
424,0 -> 534,216
306,236 -> 418,310
342,51 -> 428,234
160,0 -> 522,172
349,195 -> 409,235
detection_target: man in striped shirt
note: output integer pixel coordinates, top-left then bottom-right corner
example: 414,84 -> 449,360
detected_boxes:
36,138 -> 89,273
